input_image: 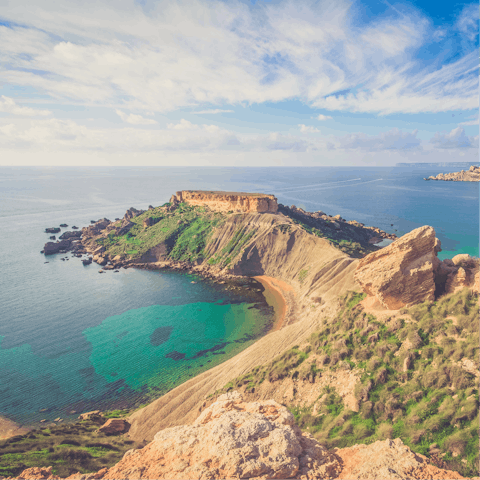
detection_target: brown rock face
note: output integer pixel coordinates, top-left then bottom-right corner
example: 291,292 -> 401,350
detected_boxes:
98,418 -> 130,435
354,226 -> 438,309
172,190 -> 278,213
102,391 -> 340,480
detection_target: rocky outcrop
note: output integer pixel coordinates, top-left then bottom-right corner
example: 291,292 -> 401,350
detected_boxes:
43,239 -> 72,255
97,418 -> 130,435
425,165 -> 480,182
172,190 -> 278,213
59,231 -> 82,240
444,254 -> 480,294
22,392 -> 466,480
45,227 -> 60,234
354,226 -> 439,309
124,207 -> 144,220
355,227 -> 479,307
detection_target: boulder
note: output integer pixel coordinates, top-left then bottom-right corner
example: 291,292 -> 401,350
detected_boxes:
124,207 -> 143,221
98,418 -> 130,435
59,224 -> 68,227
78,410 -> 103,421
100,391 -> 341,480
43,239 -> 71,255
45,227 -> 60,234
354,226 -> 438,309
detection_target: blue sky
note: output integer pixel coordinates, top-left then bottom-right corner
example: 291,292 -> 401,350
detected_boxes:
0,0 -> 477,166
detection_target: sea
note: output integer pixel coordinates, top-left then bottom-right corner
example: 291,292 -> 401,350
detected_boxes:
0,164 -> 478,427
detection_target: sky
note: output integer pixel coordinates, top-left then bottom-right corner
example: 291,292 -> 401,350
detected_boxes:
0,0 -> 478,166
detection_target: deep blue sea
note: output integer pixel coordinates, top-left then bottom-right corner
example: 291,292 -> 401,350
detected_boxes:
0,165 -> 478,426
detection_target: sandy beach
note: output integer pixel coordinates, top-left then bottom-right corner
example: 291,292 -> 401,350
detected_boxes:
253,275 -> 294,331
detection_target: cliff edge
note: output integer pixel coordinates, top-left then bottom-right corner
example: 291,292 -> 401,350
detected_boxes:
171,190 -> 279,213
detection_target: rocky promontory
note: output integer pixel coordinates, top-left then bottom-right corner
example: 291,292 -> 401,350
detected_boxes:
425,165 -> 480,182
171,190 -> 279,213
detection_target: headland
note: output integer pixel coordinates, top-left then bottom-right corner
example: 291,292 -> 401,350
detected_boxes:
424,165 -> 480,182
3,190 -> 478,479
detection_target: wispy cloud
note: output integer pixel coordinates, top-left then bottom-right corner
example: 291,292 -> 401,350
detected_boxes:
430,126 -> 478,149
0,0 -> 476,115
299,124 -> 320,133
115,109 -> 157,125
455,3 -> 478,41
313,114 -> 332,121
337,128 -> 421,151
0,95 -> 52,116
192,109 -> 234,114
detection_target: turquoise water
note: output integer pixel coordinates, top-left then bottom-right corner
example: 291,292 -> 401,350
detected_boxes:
0,165 -> 477,426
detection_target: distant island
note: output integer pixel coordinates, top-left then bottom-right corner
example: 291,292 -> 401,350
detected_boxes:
424,165 -> 480,182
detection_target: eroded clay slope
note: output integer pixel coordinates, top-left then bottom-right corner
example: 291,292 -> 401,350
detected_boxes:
127,214 -> 360,442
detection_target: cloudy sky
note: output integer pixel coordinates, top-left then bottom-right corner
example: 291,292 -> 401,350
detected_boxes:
0,0 -> 478,166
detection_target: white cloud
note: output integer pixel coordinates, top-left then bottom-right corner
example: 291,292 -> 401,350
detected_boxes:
167,119 -> 199,130
455,4 -> 478,41
0,0 -> 475,115
337,128 -> 422,151
193,109 -> 234,114
299,124 -> 320,133
459,114 -> 479,126
115,109 -> 157,125
314,114 -> 332,121
430,126 -> 478,149
0,96 -> 52,116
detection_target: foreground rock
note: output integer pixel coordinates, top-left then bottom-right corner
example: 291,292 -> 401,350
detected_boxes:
425,165 -> 480,182
354,226 -> 439,309
17,392 -> 469,480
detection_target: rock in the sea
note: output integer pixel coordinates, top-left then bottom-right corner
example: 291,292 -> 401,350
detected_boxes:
43,239 -> 72,255
98,418 -> 130,435
354,226 -> 438,309
45,227 -> 60,234
59,224 -> 68,227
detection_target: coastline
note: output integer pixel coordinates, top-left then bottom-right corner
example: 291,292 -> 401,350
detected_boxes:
253,275 -> 293,331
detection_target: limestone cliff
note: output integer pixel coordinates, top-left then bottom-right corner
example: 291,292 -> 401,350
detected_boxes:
425,165 -> 480,182
171,190 -> 279,213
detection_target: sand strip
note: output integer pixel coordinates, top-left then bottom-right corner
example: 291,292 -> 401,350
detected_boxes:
253,275 -> 293,331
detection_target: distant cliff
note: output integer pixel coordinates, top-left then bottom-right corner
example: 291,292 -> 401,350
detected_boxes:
171,190 -> 279,213
425,165 -> 480,182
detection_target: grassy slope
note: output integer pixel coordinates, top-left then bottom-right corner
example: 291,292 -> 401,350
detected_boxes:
0,412 -> 144,478
213,288 -> 479,478
95,202 -> 380,266
96,203 -> 226,261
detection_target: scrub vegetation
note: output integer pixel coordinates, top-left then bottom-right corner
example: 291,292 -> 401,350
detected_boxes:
96,203 -> 226,263
214,288 -> 479,478
0,415 -> 145,478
